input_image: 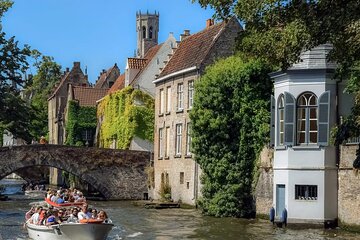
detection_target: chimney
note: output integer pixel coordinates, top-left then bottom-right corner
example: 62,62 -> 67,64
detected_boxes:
73,62 -> 80,68
66,67 -> 69,72
180,30 -> 190,41
206,19 -> 214,28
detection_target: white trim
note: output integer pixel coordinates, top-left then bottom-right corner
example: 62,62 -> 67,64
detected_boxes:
153,66 -> 197,84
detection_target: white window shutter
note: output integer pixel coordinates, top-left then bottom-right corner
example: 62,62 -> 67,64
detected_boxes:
270,95 -> 275,147
318,91 -> 330,146
284,92 -> 296,146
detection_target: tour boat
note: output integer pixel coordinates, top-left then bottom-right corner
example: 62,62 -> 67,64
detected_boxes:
45,198 -> 85,208
26,221 -> 114,240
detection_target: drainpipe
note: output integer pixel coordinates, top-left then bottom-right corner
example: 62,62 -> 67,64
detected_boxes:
335,78 -> 342,167
193,69 -> 200,207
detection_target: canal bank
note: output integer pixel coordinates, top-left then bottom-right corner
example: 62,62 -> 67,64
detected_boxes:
0,179 -> 360,239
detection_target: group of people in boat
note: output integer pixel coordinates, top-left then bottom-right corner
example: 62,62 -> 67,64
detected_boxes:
46,187 -> 86,204
25,187 -> 111,225
25,204 -> 110,225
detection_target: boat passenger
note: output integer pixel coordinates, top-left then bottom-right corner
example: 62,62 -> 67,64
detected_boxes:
56,195 -> 65,204
37,209 -> 47,225
97,210 -> 112,223
25,207 -> 35,221
30,206 -> 42,224
67,208 -> 79,223
46,209 -> 62,225
78,204 -> 90,220
91,209 -> 98,219
58,209 -> 67,222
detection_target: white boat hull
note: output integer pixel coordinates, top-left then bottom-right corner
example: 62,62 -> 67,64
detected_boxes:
27,223 -> 69,240
60,223 -> 114,240
27,222 -> 113,240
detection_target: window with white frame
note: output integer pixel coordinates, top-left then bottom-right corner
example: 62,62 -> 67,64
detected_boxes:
159,89 -> 164,114
186,123 -> 192,155
297,92 -> 318,144
177,83 -> 184,110
158,128 -> 163,158
175,124 -> 182,155
295,185 -> 317,200
278,94 -> 285,145
166,86 -> 171,113
188,80 -> 194,109
165,127 -> 170,158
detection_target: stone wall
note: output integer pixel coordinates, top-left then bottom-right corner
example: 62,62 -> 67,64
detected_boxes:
255,147 -> 274,216
338,145 -> 360,226
0,144 -> 150,200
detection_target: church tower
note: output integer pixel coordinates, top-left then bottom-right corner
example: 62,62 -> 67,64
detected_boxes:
136,11 -> 159,58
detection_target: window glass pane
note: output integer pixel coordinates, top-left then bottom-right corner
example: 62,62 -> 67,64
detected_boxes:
298,132 -> 305,144
309,132 -> 317,143
309,108 -> 317,119
309,120 -> 317,131
309,94 -> 317,105
298,95 -> 307,106
298,119 -> 306,131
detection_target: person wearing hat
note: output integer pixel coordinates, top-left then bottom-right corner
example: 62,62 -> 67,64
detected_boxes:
39,136 -> 47,144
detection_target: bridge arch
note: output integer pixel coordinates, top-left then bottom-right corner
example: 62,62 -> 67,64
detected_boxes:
0,145 -> 150,199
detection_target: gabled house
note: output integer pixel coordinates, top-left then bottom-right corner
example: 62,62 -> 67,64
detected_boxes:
270,44 -> 353,225
95,12 -> 177,152
48,62 -> 89,145
94,64 -> 120,89
65,85 -> 108,147
152,17 -> 242,205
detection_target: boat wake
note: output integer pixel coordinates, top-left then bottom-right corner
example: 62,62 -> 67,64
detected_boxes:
127,232 -> 143,238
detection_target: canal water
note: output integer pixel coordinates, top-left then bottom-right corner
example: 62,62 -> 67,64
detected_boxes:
1,179 -> 360,240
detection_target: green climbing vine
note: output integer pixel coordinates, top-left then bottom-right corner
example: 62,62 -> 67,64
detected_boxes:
97,86 -> 154,149
65,100 -> 97,146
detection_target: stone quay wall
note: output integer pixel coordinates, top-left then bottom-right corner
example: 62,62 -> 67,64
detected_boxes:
254,144 -> 360,226
338,144 -> 360,226
254,147 -> 274,216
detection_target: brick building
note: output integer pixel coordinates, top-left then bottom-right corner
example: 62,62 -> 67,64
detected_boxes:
152,18 -> 242,205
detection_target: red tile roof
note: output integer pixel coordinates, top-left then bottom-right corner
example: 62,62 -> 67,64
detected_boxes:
130,44 -> 162,86
108,74 -> 125,94
128,58 -> 148,69
72,86 -> 108,107
158,20 -> 228,78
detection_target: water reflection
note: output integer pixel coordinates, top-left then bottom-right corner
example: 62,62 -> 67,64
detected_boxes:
0,180 -> 360,239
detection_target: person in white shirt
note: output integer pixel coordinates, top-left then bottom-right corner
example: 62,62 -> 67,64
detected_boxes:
30,206 -> 42,224
77,204 -> 89,220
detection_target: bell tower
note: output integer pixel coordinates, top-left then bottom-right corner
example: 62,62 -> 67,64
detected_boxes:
136,10 -> 159,58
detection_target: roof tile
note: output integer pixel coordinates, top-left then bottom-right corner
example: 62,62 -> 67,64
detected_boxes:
72,86 -> 108,107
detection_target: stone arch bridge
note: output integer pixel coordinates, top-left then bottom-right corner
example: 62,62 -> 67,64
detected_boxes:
0,144 -> 151,200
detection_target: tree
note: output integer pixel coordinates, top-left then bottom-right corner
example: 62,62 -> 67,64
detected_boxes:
23,53 -> 62,140
0,0 -> 32,143
190,56 -> 272,217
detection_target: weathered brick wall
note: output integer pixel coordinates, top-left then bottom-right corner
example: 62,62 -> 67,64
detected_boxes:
338,145 -> 360,225
255,147 -> 273,216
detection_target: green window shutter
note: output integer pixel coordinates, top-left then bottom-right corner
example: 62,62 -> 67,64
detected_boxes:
284,92 -> 296,146
318,91 -> 330,146
270,95 -> 275,147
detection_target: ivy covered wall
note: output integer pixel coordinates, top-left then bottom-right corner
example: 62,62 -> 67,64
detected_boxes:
97,87 -> 154,149
65,100 -> 97,146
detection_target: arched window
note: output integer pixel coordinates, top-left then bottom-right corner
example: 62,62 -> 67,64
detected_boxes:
142,26 -> 146,38
297,92 -> 318,144
278,94 -> 285,145
149,26 -> 153,39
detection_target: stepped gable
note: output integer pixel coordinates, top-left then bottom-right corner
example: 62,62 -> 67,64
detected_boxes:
130,44 -> 162,86
72,86 -> 108,107
94,65 -> 116,89
158,20 -> 228,78
108,74 -> 125,94
48,71 -> 71,99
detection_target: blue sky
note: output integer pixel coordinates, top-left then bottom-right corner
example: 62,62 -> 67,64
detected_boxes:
2,0 -> 214,83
